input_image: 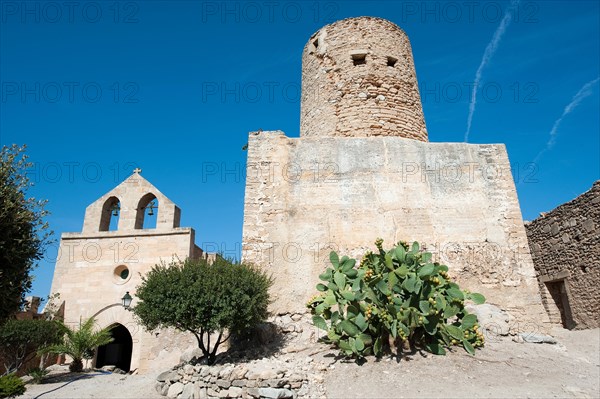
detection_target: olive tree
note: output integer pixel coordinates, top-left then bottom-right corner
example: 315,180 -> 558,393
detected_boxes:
0,319 -> 62,376
132,257 -> 272,364
0,145 -> 52,322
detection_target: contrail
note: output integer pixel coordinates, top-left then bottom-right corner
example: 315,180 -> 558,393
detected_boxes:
464,0 -> 520,142
533,77 -> 599,163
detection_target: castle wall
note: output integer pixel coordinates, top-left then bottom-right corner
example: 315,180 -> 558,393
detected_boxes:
242,131 -> 549,328
300,17 -> 428,141
525,181 -> 600,329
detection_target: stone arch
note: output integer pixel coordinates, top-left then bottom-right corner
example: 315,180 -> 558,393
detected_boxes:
92,304 -> 141,372
135,193 -> 159,229
99,196 -> 121,231
95,323 -> 133,372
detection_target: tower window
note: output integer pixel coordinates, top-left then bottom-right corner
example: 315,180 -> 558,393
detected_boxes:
313,38 -> 319,49
352,53 -> 366,66
387,57 -> 398,67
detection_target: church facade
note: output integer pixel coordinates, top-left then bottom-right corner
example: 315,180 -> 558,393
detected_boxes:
49,170 -> 206,372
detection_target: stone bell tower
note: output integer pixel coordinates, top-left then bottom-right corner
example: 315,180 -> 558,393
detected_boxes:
50,170 -> 208,373
300,17 -> 428,141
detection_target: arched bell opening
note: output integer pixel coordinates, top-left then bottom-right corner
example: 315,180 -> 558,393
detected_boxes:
135,193 -> 158,229
99,196 -> 121,231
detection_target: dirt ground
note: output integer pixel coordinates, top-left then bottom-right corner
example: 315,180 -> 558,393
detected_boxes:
324,327 -> 600,399
19,326 -> 599,399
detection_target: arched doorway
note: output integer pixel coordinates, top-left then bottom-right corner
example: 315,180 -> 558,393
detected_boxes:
95,324 -> 133,372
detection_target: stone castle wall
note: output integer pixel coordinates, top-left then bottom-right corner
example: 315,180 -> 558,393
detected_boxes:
242,131 -> 549,328
300,17 -> 428,141
525,181 -> 600,329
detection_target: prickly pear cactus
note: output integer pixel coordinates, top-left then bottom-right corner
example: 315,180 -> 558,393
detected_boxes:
307,239 -> 486,358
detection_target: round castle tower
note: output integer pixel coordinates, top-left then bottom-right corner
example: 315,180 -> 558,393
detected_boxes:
300,17 -> 428,141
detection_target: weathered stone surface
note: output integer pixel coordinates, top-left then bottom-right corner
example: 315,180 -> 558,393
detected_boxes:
219,365 -> 234,379
519,333 -> 558,344
158,371 -> 179,383
167,382 -> 184,398
228,386 -> 243,397
242,131 -> 549,328
184,364 -> 195,375
180,383 -> 195,399
246,366 -> 278,380
465,304 -> 514,336
180,347 -> 205,364
199,367 -> 211,377
229,367 -> 248,380
261,379 -> 287,388
216,379 -> 231,389
258,387 -> 294,398
300,17 -> 428,141
526,181 -> 600,329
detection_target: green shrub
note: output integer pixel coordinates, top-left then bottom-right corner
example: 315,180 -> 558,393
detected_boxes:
307,239 -> 486,359
0,319 -> 62,375
0,374 -> 25,398
27,367 -> 49,384
133,257 -> 272,364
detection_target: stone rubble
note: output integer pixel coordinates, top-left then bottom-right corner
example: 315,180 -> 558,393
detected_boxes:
155,314 -> 332,399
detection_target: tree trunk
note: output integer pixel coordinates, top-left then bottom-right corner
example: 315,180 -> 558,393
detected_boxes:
69,358 -> 83,372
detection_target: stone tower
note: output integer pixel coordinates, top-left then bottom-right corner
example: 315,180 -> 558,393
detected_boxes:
300,17 -> 428,141
243,16 -> 549,328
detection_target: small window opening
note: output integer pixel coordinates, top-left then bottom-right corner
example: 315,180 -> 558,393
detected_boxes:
120,268 -> 129,280
387,57 -> 398,67
113,265 -> 131,285
352,54 -> 366,66
313,38 -> 319,49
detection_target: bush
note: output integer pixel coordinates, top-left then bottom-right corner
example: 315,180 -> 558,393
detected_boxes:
41,317 -> 113,372
27,367 -> 48,384
307,239 -> 486,359
0,144 -> 52,323
0,374 -> 25,398
133,257 -> 272,364
0,319 -> 62,375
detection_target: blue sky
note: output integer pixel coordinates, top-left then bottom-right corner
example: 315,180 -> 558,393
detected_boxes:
1,0 -> 598,301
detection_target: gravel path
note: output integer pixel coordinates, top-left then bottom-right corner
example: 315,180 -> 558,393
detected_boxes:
18,327 -> 599,399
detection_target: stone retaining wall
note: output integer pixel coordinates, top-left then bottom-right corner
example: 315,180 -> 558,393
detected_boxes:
156,357 -> 314,399
525,181 -> 600,329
